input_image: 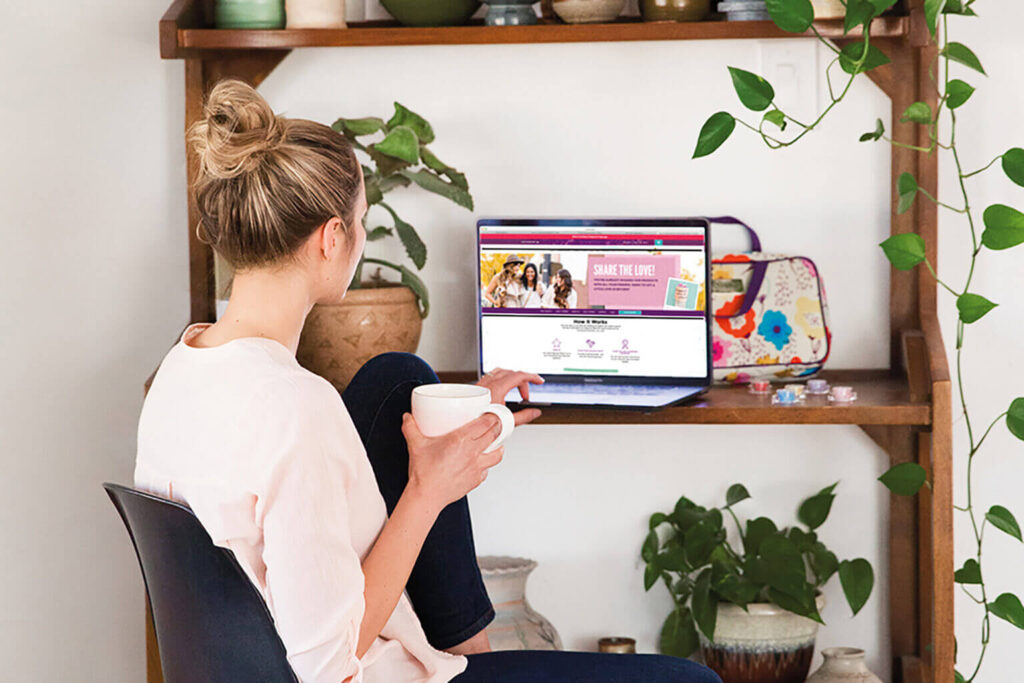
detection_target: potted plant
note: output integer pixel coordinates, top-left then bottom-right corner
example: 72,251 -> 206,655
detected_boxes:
641,482 -> 874,683
296,102 -> 473,390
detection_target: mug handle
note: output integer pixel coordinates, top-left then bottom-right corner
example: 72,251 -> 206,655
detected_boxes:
479,404 -> 515,453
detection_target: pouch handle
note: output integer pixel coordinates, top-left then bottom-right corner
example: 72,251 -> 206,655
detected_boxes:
707,216 -> 767,318
707,215 -> 763,253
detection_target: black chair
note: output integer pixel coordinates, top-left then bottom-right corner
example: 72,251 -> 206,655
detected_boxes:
104,483 -> 298,683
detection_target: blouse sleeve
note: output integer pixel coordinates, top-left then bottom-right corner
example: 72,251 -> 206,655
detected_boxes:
255,377 -> 366,683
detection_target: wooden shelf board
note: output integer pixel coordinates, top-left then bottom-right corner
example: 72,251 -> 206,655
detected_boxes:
438,369 -> 930,426
168,16 -> 908,55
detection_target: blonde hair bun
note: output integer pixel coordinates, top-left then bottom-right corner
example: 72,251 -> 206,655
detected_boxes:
189,79 -> 287,180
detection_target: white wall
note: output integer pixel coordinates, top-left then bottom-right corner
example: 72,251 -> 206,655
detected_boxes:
1,1 -> 1020,681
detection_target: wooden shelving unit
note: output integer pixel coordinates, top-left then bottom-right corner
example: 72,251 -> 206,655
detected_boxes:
155,1 -> 952,682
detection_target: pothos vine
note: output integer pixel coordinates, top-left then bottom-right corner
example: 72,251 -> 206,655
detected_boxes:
692,1 -> 1024,680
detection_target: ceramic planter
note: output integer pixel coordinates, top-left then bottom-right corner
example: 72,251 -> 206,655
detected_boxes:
552,0 -> 626,23
698,595 -> 825,683
296,285 -> 423,391
379,0 -> 481,26
806,647 -> 883,683
810,0 -> 845,19
640,0 -> 711,21
478,556 -> 563,651
215,0 -> 285,28
285,0 -> 346,27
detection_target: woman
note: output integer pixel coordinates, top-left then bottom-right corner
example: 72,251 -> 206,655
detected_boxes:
483,256 -> 525,308
135,80 -> 719,683
541,269 -> 578,309
519,262 -> 544,308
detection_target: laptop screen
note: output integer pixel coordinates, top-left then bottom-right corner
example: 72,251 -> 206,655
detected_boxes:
477,218 -> 710,382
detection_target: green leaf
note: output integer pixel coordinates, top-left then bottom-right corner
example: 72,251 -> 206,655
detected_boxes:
744,517 -> 778,556
1002,148 -> 1024,187
728,67 -> 775,112
900,102 -> 933,125
364,258 -> 430,317
765,0 -> 814,32
954,558 -> 982,584
986,505 -> 1022,542
809,541 -> 839,584
924,0 -> 947,36
644,562 -> 661,591
399,169 -> 474,211
763,110 -> 787,130
946,79 -> 975,109
860,118 -> 885,142
990,593 -> 1024,629
982,204 -> 1024,250
691,569 -> 717,641
693,112 -> 736,159
839,42 -> 891,75
331,116 -> 385,137
420,147 -> 469,190
844,0 -> 875,34
798,482 -> 838,530
380,204 -> 427,270
880,233 -> 926,270
868,0 -> 897,13
839,558 -> 874,615
878,462 -> 927,495
371,126 -> 421,164
1008,398 -> 1024,441
660,608 -> 699,658
386,102 -> 435,144
955,671 -> 966,683
956,293 -> 997,324
768,586 -> 822,622
896,171 -> 919,215
757,534 -> 807,597
642,529 -> 659,563
942,42 -> 986,75
649,512 -> 669,530
726,483 -> 751,507
659,545 -> 691,572
365,226 -> 392,241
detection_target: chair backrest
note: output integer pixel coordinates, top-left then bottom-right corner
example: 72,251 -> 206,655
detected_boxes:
104,483 -> 298,683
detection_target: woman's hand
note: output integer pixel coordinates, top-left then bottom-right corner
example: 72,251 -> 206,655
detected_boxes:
402,413 -> 506,511
477,368 -> 544,425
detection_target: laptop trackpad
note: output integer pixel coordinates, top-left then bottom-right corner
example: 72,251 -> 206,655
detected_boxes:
506,384 -> 701,408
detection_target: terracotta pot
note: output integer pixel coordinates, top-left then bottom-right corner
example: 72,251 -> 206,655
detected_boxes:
699,595 -> 825,683
806,647 -> 883,682
478,556 -> 563,651
297,285 -> 423,391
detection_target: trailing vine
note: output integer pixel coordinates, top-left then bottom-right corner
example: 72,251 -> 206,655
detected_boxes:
692,1 -> 1024,680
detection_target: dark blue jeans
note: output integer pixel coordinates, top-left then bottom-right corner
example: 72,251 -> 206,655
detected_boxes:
343,353 -> 720,683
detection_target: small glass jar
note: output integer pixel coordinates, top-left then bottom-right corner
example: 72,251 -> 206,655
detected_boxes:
215,0 -> 286,29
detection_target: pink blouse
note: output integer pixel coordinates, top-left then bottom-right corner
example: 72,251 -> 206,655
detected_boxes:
135,323 -> 467,683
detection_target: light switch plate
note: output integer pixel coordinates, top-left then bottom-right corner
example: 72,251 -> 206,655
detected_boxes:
758,40 -> 820,126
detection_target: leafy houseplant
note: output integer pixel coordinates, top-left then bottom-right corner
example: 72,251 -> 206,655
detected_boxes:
331,103 -> 474,318
690,0 -> 1024,680
641,483 -> 874,659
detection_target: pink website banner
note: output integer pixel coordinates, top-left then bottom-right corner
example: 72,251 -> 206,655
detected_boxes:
587,254 -> 680,309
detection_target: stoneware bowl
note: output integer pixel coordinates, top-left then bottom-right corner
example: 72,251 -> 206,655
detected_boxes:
552,0 -> 626,23
380,0 -> 481,26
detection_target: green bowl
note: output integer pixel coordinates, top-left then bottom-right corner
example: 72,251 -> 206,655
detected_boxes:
380,0 -> 482,26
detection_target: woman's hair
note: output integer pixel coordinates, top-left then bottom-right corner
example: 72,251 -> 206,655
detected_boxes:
187,79 -> 361,270
520,263 -> 538,290
553,269 -> 573,309
495,260 -> 519,307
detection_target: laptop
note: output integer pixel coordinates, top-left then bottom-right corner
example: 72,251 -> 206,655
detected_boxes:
476,217 -> 712,410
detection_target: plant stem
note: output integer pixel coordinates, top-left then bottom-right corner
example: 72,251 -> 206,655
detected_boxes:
923,258 -> 959,297
918,186 -> 967,214
963,154 -> 1003,178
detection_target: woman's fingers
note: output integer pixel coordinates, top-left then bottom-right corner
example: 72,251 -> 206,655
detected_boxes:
401,413 -> 424,444
461,412 -> 501,441
512,407 -> 542,426
480,446 -> 504,470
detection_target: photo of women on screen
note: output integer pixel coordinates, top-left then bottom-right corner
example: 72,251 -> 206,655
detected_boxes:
541,269 -> 577,309
519,263 -> 544,308
483,255 -> 525,308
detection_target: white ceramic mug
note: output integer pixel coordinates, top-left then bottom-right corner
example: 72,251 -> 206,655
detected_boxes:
411,384 -> 515,453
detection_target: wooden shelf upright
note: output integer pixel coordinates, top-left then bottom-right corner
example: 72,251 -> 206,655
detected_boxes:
155,1 -> 953,681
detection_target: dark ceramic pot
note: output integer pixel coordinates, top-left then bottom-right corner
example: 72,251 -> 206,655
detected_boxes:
380,0 -> 481,26
640,0 -> 710,21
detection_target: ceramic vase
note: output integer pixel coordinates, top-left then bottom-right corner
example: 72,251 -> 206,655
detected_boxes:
552,0 -> 625,23
806,647 -> 883,683
296,285 -> 423,391
379,0 -> 482,26
482,0 -> 539,25
285,0 -> 346,27
640,0 -> 710,21
698,596 -> 825,683
810,0 -> 845,19
478,556 -> 563,651
215,0 -> 286,28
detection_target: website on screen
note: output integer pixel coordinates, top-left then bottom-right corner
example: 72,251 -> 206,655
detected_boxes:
478,221 -> 708,378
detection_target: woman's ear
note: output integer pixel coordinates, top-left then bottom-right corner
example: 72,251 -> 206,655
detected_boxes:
317,216 -> 344,260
